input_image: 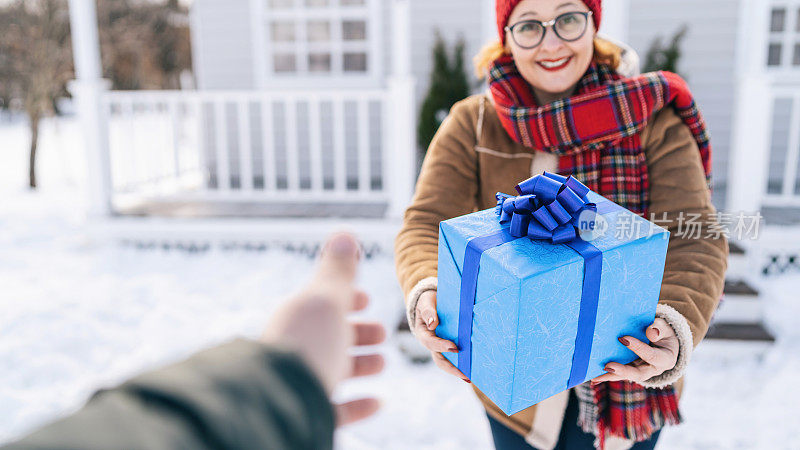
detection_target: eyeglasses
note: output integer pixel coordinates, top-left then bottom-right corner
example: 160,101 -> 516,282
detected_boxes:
505,11 -> 593,49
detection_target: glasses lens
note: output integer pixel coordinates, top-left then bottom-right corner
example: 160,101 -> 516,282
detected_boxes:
513,21 -> 544,48
554,12 -> 587,40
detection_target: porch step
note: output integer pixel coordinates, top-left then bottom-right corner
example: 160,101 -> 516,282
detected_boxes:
726,241 -> 750,280
705,322 -> 775,342
728,241 -> 745,255
723,279 -> 758,296
712,280 -> 762,323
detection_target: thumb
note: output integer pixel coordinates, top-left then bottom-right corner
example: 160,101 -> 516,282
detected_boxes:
417,291 -> 439,330
336,398 -> 381,426
647,317 -> 672,342
316,233 -> 361,285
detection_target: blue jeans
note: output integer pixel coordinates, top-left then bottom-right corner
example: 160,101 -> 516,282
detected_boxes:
487,390 -> 662,450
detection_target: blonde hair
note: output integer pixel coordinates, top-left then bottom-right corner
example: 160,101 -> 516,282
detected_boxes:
473,36 -> 622,79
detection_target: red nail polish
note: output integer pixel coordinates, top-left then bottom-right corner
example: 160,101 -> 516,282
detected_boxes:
652,328 -> 660,338
618,337 -> 630,346
463,378 -> 471,383
606,366 -> 616,374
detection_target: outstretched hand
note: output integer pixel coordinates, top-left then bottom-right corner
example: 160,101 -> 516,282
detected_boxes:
261,233 -> 386,426
591,318 -> 678,385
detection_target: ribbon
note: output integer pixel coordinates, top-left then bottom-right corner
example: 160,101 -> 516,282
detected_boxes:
457,171 -> 620,388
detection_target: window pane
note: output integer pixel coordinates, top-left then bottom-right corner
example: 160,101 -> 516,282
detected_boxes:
771,8 -> 786,32
341,0 -> 365,5
342,20 -> 366,40
274,53 -> 297,72
271,22 -> 296,42
309,52 -> 332,72
306,0 -> 328,6
269,0 -> 294,8
344,52 -> 367,72
796,8 -> 800,32
307,21 -> 330,42
794,43 -> 800,65
768,43 -> 782,66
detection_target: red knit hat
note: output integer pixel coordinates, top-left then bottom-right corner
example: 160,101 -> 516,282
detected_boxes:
496,0 -> 602,45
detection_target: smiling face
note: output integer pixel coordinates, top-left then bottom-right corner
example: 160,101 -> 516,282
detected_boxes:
505,0 -> 596,104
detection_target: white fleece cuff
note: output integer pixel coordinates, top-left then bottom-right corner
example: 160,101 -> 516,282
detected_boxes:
638,303 -> 694,389
405,277 -> 437,335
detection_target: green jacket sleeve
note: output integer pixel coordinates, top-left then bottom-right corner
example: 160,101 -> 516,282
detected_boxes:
4,339 -> 334,450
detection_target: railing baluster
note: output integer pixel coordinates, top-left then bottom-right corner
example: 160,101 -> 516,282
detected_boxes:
169,97 -> 181,179
357,97 -> 370,193
126,99 -> 140,190
215,100 -> 230,191
285,99 -> 299,191
195,96 -> 207,188
309,98 -> 323,192
261,99 -> 275,191
333,97 -> 346,192
238,100 -> 254,191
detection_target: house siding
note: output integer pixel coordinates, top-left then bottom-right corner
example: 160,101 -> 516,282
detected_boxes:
191,0 -> 256,90
409,0 -> 492,111
627,0 -> 741,199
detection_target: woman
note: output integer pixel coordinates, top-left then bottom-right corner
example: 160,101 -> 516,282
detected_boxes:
394,0 -> 728,449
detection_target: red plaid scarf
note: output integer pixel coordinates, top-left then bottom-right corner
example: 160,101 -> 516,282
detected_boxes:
488,54 -> 712,446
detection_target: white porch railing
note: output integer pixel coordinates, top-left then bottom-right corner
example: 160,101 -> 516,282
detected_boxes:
100,83 -> 414,216
68,0 -> 416,221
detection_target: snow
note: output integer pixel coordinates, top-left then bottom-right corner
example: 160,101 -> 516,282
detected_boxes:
1,116 -> 799,449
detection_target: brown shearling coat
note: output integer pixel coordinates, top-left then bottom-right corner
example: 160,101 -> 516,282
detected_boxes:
394,92 -> 728,444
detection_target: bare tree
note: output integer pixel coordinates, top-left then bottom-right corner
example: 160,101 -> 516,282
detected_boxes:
0,0 -> 73,189
96,0 -> 191,90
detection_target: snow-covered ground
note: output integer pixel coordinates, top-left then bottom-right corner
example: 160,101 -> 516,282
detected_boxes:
1,116 -> 799,449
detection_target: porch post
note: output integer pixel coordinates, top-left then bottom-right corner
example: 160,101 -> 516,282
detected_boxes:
386,0 -> 416,219
67,0 -> 112,217
727,0 -> 771,214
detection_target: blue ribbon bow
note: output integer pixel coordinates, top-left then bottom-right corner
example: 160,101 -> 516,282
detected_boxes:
457,172 -> 619,389
495,171 -> 596,243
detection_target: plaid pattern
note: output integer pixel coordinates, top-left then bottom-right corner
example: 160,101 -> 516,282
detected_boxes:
488,54 -> 707,447
489,55 -> 712,216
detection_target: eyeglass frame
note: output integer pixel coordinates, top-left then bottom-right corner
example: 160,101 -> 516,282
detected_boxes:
504,11 -> 593,49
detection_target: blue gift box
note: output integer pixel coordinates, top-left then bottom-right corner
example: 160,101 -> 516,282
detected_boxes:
436,173 -> 669,415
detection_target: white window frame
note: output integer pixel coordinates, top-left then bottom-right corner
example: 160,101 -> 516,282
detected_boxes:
766,1 -> 800,75
250,0 -> 383,89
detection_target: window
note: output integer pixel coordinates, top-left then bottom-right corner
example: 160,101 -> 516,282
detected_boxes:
309,52 -> 332,71
274,53 -> 297,72
768,42 -> 783,66
269,0 -> 293,8
307,21 -> 330,42
766,5 -> 800,69
771,7 -> 786,32
344,52 -> 367,71
271,22 -> 295,42
342,20 -> 366,40
263,0 -> 375,79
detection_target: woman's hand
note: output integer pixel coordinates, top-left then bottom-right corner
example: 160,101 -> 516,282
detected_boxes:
591,318 -> 678,385
414,290 -> 471,383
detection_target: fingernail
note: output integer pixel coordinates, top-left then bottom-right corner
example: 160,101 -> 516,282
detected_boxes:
651,327 -> 660,338
448,346 -> 458,353
426,317 -> 434,327
328,234 -> 356,257
605,366 -> 616,374
618,337 -> 630,346
463,378 -> 471,383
